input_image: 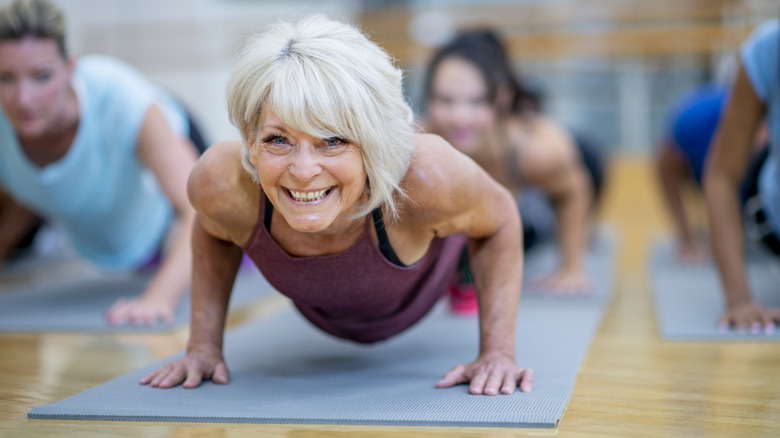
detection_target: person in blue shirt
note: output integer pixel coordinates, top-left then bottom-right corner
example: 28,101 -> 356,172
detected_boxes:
656,84 -> 727,261
0,0 -> 202,326
705,20 -> 780,333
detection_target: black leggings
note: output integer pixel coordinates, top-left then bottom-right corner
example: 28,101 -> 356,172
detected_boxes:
740,147 -> 780,256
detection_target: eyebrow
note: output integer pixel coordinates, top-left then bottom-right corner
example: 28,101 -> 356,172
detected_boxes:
260,124 -> 290,133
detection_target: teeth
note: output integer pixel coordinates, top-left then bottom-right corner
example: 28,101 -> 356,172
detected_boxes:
289,188 -> 328,202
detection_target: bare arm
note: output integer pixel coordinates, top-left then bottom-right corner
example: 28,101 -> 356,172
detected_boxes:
406,134 -> 533,394
106,104 -> 198,325
704,62 -> 780,330
656,140 -> 701,253
521,119 -> 593,290
141,141 -> 258,388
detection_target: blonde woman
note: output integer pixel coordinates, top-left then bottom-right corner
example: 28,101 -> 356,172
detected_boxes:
141,16 -> 534,395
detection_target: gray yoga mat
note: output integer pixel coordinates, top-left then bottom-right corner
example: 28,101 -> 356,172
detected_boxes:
0,264 -> 274,332
521,228 -> 617,304
650,239 -> 780,340
29,296 -> 607,428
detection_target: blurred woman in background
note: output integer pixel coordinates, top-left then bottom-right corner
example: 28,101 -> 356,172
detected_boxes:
423,30 -> 604,311
0,0 -> 204,325
705,20 -> 780,333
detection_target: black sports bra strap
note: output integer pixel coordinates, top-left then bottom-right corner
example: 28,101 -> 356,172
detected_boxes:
371,207 -> 406,267
265,194 -> 405,267
264,194 -> 274,231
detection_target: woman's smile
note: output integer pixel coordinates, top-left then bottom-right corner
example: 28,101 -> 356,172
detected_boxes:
284,186 -> 335,204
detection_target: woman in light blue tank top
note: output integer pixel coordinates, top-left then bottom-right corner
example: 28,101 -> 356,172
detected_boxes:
0,0 -> 199,326
705,20 -> 780,334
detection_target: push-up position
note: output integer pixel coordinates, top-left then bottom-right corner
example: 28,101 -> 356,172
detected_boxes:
142,16 -> 533,395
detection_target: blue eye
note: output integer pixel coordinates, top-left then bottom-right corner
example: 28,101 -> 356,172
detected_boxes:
324,137 -> 349,147
262,135 -> 288,146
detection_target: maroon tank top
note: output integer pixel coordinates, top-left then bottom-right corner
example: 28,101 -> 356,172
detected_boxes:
242,191 -> 467,344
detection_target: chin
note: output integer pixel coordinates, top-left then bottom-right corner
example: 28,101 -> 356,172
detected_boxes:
283,214 -> 336,234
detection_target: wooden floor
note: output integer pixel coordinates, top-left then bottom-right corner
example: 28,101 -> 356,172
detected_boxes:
2,156 -> 779,437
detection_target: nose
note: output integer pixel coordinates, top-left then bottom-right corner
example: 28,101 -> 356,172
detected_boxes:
451,101 -> 472,125
288,144 -> 323,182
15,79 -> 34,108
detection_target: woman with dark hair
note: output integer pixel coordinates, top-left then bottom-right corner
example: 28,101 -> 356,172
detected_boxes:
423,30 -> 604,309
704,20 -> 780,333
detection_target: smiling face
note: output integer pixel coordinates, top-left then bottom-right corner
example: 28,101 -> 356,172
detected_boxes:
248,107 -> 368,235
0,36 -> 72,140
427,56 -> 496,156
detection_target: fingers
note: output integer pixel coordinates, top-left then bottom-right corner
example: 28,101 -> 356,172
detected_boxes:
435,364 -> 468,388
518,368 -> 535,393
720,304 -> 780,335
468,370 -> 489,395
141,361 -> 188,389
212,362 -> 230,385
439,361 -> 534,395
471,368 -> 534,395
105,298 -> 174,327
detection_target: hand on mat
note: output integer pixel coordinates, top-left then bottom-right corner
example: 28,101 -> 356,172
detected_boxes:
527,269 -> 593,295
140,346 -> 229,389
436,352 -> 534,395
105,296 -> 175,326
720,301 -> 780,335
676,242 -> 709,264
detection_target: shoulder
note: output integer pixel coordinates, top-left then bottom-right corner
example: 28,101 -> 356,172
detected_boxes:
402,133 -> 471,197
399,133 -> 501,224
740,20 -> 779,101
76,55 -> 149,89
516,115 -> 578,180
188,140 -> 259,241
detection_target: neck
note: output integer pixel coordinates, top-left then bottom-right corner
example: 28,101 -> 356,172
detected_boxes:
19,84 -> 80,167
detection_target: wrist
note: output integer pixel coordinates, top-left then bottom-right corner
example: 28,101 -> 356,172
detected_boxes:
479,346 -> 515,360
186,339 -> 222,355
725,291 -> 753,309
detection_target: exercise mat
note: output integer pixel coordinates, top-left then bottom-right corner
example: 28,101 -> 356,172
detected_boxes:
521,227 -> 617,303
650,239 -> 780,340
0,264 -> 274,332
29,294 -> 610,427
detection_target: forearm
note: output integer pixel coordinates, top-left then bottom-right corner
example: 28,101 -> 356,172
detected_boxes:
704,174 -> 751,306
469,217 -> 523,357
187,220 -> 243,352
141,212 -> 195,304
554,170 -> 591,273
657,154 -> 694,245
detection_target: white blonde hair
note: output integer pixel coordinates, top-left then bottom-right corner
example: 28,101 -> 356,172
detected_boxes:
226,15 -> 415,221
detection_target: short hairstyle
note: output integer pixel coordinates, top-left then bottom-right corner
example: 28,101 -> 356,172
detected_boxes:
0,0 -> 67,58
226,15 -> 415,222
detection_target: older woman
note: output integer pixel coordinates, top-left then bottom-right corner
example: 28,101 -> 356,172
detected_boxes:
424,30 -> 601,296
0,0 -> 200,325
141,16 -> 533,395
